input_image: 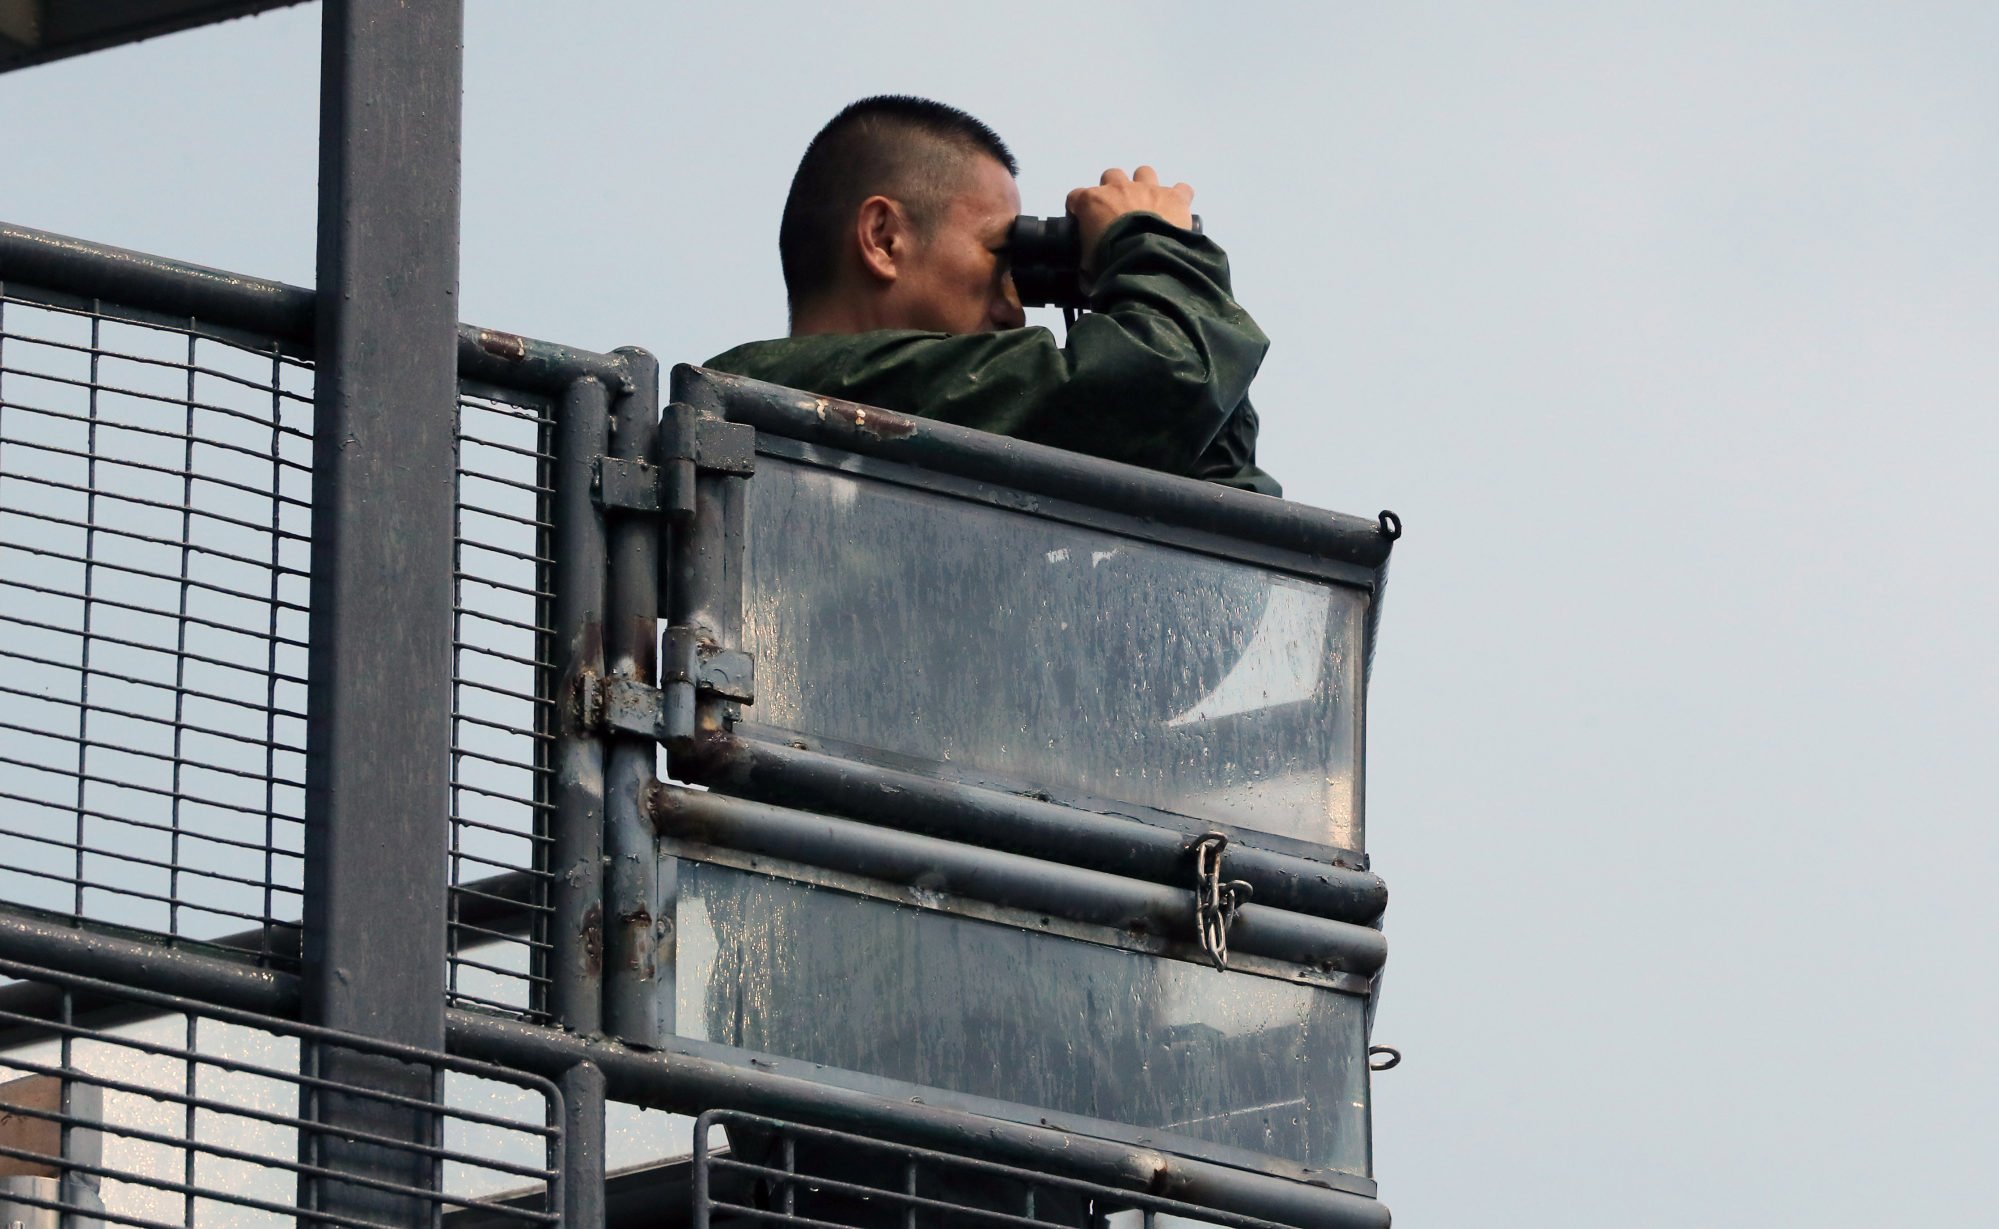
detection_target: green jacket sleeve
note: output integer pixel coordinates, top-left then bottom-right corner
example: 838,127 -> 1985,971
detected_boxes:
1192,397 -> 1283,496
714,213 -> 1271,479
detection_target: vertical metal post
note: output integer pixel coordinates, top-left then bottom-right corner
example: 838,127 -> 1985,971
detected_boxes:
602,349 -> 664,1044
304,0 -> 462,1220
663,471 -> 744,747
690,1112 -> 712,1229
558,1061 -> 606,1229
664,366 -> 749,757
550,377 -> 610,1035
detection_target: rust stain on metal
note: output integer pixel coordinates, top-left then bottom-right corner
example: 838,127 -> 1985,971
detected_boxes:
619,909 -> 655,974
581,903 -> 604,976
564,621 -> 607,731
632,616 -> 657,678
567,667 -> 602,732
647,784 -> 720,844
476,328 -> 529,362
812,395 -> 917,439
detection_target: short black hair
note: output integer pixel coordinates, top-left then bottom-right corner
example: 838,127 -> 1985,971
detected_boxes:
779,95 -> 1017,314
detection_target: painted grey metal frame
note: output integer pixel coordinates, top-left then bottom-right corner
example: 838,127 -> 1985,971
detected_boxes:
0,918 -> 1391,1229
649,366 -> 1394,981
0,208 -> 1399,1223
307,3 -> 464,1220
663,367 -> 1395,822
0,191 -> 618,1219
0,4 -> 1398,1212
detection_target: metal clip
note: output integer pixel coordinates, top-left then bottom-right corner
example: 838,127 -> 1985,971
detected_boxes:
593,456 -> 661,513
1191,832 -> 1254,970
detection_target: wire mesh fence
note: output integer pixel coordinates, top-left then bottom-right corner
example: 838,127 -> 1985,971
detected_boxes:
691,1111 -> 1281,1229
448,387 -> 558,1023
0,956 -> 562,1228
0,287 -> 567,1018
0,291 -> 313,967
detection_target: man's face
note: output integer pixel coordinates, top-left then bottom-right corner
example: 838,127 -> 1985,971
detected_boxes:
890,154 -> 1026,334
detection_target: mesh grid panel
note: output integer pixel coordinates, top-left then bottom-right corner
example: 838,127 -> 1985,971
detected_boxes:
0,294 -> 566,1013
0,293 -> 312,964
447,389 -> 557,1023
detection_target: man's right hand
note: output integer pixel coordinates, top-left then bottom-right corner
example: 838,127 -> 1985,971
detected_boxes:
1067,166 -> 1196,274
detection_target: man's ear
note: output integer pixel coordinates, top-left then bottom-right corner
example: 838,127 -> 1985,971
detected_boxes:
855,195 -> 907,285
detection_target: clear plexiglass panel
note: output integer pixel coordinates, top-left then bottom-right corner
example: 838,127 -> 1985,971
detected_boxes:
742,457 -> 1369,848
675,862 -> 1371,1176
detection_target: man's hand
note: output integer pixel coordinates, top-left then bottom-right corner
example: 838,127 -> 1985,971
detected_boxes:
1067,166 -> 1196,273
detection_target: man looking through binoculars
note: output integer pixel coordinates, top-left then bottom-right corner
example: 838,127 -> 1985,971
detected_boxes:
709,94 -> 1279,495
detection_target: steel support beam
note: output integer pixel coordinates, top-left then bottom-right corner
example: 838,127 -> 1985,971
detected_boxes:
304,0 -> 463,1221
602,350 -> 665,1044
549,378 -> 610,1034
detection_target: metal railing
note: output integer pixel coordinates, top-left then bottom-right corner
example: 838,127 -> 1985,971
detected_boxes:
0,956 -> 562,1228
0,220 -> 1397,1229
448,386 -> 559,1024
0,287 -> 312,968
692,1110 -> 1299,1229
0,248 -> 570,1023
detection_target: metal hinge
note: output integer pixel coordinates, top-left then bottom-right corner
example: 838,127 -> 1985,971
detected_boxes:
660,402 -> 756,475
578,635 -> 754,744
661,625 -> 754,704
594,404 -> 755,516
1191,832 -> 1254,970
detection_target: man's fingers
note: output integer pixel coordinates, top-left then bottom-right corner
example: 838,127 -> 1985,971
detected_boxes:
1132,165 -> 1160,185
1174,182 -> 1195,204
1099,167 -> 1130,186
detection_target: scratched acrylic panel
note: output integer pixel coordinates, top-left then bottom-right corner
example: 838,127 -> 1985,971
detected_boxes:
741,456 -> 1369,850
674,862 -> 1372,1176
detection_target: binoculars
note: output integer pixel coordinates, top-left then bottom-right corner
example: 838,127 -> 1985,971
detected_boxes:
1008,213 -> 1203,310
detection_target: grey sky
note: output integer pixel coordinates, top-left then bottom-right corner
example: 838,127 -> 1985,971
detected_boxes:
4,1 -> 1995,1224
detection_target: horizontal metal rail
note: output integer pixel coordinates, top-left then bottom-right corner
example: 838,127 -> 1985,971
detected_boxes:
0,220 -> 630,393
674,363 -> 1397,574
690,733 -> 1387,923
0,904 -> 298,1018
651,785 -> 1386,978
451,1013 -> 1388,1229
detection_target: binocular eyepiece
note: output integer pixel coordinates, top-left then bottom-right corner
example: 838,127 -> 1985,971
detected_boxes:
1007,213 -> 1203,310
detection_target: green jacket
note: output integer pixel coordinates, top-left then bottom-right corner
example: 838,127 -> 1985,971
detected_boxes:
706,213 -> 1281,496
